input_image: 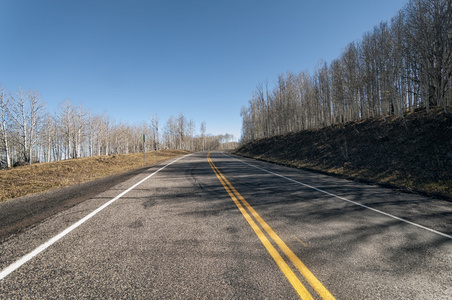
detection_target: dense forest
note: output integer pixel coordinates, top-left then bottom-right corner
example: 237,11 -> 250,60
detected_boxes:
241,0 -> 451,142
0,89 -> 235,168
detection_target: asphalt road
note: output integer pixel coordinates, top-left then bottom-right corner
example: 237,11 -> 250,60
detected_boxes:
0,151 -> 451,299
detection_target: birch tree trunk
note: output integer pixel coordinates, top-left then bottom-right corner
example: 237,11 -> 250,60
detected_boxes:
0,87 -> 11,168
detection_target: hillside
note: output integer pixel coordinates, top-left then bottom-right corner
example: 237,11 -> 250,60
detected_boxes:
234,108 -> 452,200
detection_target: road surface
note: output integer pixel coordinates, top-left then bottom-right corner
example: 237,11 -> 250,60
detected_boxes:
1,151 -> 451,299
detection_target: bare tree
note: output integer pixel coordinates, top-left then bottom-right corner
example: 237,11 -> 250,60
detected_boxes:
200,121 -> 206,151
0,87 -> 11,168
405,0 -> 452,111
176,113 -> 186,150
9,88 -> 45,164
73,105 -> 86,158
57,99 -> 75,159
150,114 -> 159,160
240,0 -> 451,143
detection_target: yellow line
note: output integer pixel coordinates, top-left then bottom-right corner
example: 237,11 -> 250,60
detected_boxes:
208,152 -> 335,300
293,235 -> 309,248
207,155 -> 313,300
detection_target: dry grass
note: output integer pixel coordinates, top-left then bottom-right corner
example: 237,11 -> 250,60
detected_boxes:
0,149 -> 190,202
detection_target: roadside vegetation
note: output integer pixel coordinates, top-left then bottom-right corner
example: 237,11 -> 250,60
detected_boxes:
0,90 -> 235,170
241,0 -> 451,145
0,149 -> 189,202
237,0 -> 451,200
235,108 -> 452,200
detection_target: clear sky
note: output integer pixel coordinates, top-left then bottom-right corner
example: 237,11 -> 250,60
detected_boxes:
0,0 -> 407,141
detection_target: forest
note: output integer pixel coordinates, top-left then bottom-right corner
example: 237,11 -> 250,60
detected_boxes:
0,90 -> 235,168
240,0 -> 452,142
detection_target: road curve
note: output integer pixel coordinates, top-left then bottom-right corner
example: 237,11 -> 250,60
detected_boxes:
1,151 -> 451,299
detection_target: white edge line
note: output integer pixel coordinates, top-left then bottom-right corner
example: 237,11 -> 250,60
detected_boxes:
222,153 -> 452,240
0,154 -> 191,281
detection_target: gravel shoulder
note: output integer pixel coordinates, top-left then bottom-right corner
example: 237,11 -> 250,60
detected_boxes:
0,165 -> 154,242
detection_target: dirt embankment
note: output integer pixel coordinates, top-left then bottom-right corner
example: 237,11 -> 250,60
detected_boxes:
234,108 -> 452,200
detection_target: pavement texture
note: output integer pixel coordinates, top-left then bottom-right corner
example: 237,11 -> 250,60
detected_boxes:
0,151 -> 451,299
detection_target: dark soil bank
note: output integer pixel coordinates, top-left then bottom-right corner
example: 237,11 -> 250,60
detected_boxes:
234,108 -> 452,200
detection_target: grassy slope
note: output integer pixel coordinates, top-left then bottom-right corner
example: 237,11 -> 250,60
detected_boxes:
0,149 -> 190,202
234,108 -> 452,200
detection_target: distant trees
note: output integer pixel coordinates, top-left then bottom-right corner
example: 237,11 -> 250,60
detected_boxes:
241,0 -> 451,143
161,113 -> 234,152
0,87 -> 233,168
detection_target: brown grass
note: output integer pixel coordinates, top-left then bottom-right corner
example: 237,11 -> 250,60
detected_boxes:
0,149 -> 190,202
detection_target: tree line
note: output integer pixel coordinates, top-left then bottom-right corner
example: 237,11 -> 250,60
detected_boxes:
241,0 -> 451,143
0,87 -> 235,168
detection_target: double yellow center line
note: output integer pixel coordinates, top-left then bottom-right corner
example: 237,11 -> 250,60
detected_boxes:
207,153 -> 335,300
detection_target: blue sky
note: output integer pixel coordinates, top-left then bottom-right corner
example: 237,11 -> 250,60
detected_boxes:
0,0 -> 406,141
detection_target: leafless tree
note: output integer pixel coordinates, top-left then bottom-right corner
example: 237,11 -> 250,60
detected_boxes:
150,114 -> 159,159
200,121 -> 206,151
9,88 -> 45,164
0,87 -> 11,168
240,0 -> 451,143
